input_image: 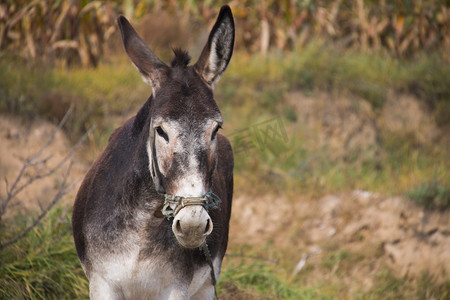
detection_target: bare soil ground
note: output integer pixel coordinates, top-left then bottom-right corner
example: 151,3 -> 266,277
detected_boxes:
230,191 -> 450,289
0,115 -> 87,216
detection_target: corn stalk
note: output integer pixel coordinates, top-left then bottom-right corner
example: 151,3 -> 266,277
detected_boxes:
0,0 -> 118,67
0,0 -> 448,66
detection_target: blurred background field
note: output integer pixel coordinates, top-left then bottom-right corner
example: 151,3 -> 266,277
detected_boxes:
1,0 -> 449,299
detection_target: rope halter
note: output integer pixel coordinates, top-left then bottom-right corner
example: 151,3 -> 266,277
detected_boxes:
161,189 -> 222,220
161,189 -> 221,289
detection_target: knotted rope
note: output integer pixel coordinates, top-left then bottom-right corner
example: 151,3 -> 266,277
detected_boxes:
161,189 -> 221,220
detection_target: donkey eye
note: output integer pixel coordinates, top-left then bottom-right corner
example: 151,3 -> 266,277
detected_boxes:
156,126 -> 169,142
211,125 -> 221,141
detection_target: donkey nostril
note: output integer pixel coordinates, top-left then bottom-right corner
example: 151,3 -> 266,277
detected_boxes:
204,219 -> 211,234
175,220 -> 183,234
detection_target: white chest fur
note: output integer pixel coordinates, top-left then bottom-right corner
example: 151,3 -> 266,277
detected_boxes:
87,248 -> 221,300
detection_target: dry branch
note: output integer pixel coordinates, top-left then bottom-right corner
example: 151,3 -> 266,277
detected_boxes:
0,108 -> 94,250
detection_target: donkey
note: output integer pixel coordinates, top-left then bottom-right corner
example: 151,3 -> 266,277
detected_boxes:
72,5 -> 234,299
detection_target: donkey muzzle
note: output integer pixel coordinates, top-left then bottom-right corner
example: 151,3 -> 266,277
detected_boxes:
172,205 -> 213,248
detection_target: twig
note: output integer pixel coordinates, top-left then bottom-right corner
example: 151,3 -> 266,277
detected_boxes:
0,106 -> 73,217
0,108 -> 94,249
5,125 -> 94,202
0,180 -> 71,250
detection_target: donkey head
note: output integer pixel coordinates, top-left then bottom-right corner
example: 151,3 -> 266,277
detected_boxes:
118,6 -> 234,248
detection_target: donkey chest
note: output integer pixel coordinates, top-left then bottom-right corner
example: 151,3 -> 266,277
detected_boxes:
91,244 -> 214,299
95,253 -> 175,298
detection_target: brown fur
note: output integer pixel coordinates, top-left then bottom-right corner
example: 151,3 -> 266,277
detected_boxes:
72,5 -> 235,298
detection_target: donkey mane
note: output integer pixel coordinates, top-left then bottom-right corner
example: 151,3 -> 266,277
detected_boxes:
171,48 -> 191,68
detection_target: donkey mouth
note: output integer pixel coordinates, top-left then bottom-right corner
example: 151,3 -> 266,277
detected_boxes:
172,205 -> 214,249
173,221 -> 210,248
174,234 -> 207,249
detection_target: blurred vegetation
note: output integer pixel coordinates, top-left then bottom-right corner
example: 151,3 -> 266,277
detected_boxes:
1,40 -> 449,195
1,0 -> 448,131
1,0 -> 449,65
0,53 -> 147,143
0,0 -> 118,67
217,49 -> 450,198
406,179 -> 450,210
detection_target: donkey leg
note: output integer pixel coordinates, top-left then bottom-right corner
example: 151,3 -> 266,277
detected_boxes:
191,256 -> 221,300
89,274 -> 123,300
191,284 -> 215,300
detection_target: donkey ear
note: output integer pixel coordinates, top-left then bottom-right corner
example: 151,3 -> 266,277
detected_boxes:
194,5 -> 235,87
117,16 -> 168,92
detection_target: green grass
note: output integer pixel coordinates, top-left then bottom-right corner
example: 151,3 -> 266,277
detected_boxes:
2,42 -> 448,139
218,261 -> 318,299
356,269 -> 450,300
0,54 -> 148,141
220,43 -> 450,113
406,179 -> 450,210
227,113 -> 449,198
219,244 -> 450,300
0,207 -> 89,299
